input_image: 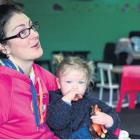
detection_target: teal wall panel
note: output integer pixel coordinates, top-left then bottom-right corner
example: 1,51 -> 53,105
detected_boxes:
17,0 -> 140,61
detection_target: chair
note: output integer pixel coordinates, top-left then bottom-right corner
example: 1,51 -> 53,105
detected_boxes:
128,31 -> 140,38
116,66 -> 140,112
96,63 -> 119,107
103,42 -> 117,65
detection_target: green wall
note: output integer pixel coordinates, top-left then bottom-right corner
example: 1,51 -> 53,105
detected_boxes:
17,0 -> 140,61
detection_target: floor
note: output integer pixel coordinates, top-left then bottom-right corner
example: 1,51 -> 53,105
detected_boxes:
118,103 -> 140,139
88,86 -> 140,139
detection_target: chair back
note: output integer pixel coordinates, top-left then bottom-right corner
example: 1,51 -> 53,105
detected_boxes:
96,62 -> 119,107
97,63 -> 113,86
103,42 -> 117,65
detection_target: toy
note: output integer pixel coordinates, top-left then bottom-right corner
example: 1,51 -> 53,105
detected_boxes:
89,104 -> 108,138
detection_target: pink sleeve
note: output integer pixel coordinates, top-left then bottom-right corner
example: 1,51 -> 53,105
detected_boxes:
0,75 -> 12,124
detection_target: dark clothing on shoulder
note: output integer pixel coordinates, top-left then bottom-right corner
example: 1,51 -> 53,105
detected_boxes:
47,90 -> 120,139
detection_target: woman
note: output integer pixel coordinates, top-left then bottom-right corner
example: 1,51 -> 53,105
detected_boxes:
0,4 -> 59,139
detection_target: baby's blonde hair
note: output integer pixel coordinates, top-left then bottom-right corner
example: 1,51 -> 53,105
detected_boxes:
56,56 -> 94,86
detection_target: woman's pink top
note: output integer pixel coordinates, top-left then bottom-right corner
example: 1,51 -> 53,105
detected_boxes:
0,64 -> 59,139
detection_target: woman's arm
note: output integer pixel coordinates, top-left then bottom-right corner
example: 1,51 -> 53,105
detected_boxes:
0,75 -> 12,125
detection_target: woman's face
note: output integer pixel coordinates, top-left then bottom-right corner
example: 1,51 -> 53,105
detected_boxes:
2,12 -> 43,63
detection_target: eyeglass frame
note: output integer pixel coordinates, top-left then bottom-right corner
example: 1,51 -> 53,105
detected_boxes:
1,21 -> 39,42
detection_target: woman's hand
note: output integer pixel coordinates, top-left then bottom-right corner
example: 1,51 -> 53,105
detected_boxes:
91,111 -> 113,128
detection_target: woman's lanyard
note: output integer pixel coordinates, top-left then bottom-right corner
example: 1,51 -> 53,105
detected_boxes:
1,59 -> 41,128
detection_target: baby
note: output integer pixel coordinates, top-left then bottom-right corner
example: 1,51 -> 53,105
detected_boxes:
47,56 -> 120,139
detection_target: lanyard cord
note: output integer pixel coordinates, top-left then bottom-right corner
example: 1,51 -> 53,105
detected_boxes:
1,59 -> 40,127
30,81 -> 40,126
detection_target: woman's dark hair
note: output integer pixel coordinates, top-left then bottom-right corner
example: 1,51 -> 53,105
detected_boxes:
0,3 -> 23,58
0,4 -> 23,44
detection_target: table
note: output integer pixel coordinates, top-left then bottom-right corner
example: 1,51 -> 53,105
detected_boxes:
131,52 -> 140,59
112,66 -> 122,74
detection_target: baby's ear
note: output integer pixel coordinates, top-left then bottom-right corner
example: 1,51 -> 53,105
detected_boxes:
56,77 -> 61,89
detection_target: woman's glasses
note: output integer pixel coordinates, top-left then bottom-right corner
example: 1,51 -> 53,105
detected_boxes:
1,21 -> 39,42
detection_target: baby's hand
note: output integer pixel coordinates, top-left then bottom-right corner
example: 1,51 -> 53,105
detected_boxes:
91,111 -> 113,128
62,89 -> 82,103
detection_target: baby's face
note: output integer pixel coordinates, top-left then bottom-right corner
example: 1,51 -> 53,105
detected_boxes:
58,69 -> 88,101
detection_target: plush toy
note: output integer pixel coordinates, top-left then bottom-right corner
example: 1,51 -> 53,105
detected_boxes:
89,104 -> 108,138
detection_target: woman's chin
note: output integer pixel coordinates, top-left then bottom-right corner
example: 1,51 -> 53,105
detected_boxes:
34,49 -> 43,59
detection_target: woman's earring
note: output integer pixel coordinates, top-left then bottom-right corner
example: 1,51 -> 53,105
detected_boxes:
0,45 -> 2,51
1,46 -> 9,58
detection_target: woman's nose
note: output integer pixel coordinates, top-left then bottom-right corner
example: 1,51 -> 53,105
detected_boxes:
30,29 -> 39,39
